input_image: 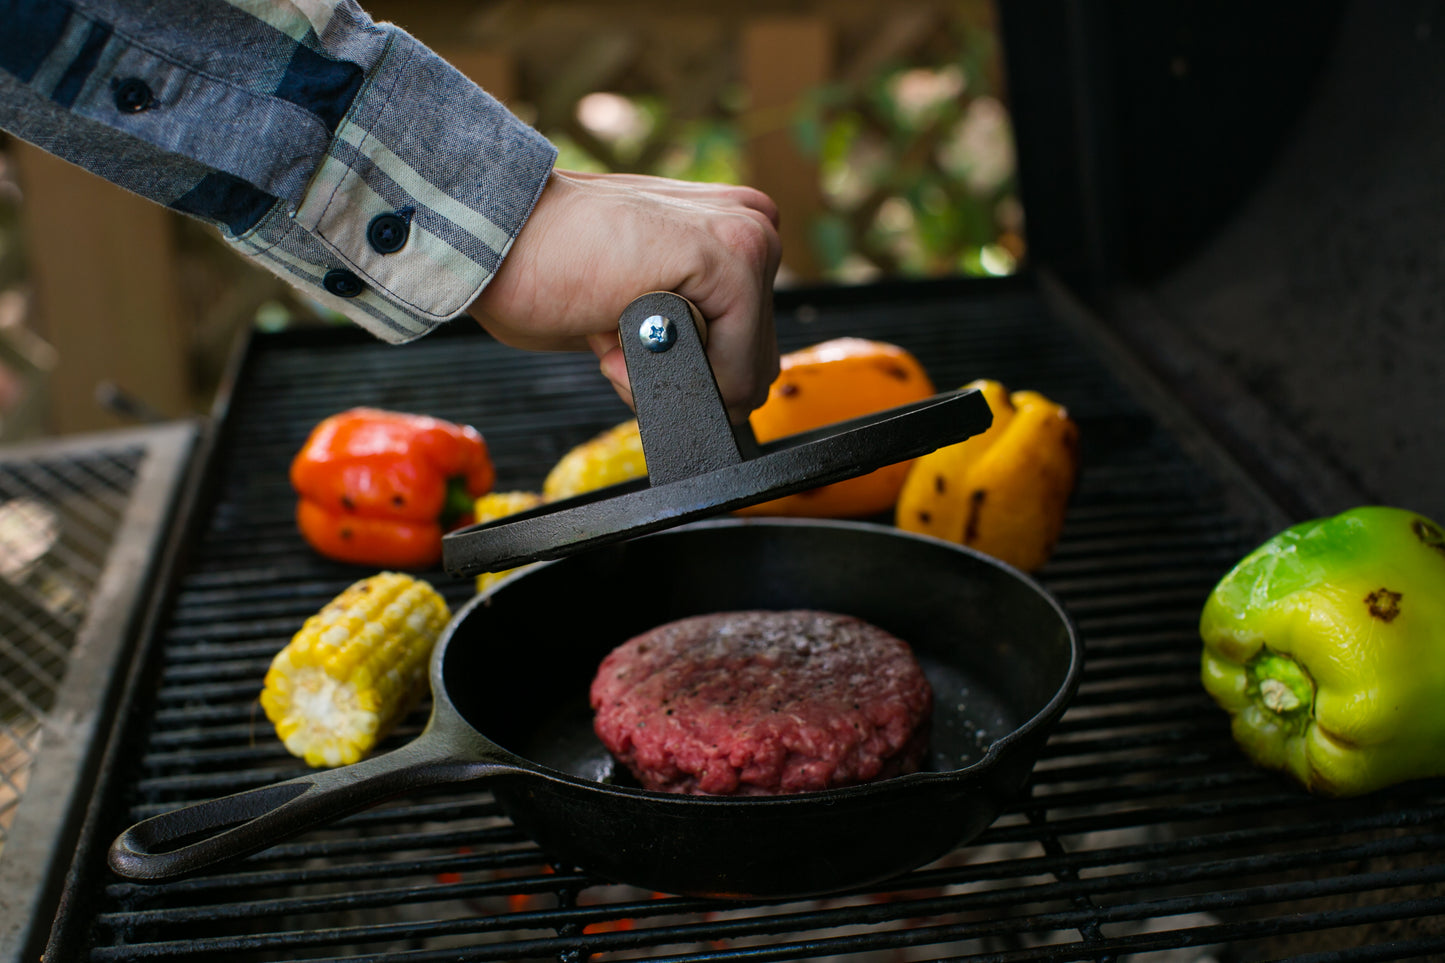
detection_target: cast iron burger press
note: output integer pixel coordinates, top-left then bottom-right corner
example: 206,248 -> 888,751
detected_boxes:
442,292 -> 993,576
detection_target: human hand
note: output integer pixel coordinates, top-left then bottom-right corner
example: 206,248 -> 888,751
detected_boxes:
467,169 -> 782,423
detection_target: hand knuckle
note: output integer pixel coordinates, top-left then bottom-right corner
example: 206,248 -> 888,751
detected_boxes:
715,214 -> 770,263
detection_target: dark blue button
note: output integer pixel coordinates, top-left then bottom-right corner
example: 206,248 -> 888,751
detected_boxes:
322,269 -> 364,298
367,212 -> 409,254
113,77 -> 153,113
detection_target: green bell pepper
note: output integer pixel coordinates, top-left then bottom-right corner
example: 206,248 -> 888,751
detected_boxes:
1200,505 -> 1445,796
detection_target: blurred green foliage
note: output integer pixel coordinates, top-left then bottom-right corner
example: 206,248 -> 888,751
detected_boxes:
552,90 -> 748,188
543,10 -> 1021,283
795,19 -> 1021,280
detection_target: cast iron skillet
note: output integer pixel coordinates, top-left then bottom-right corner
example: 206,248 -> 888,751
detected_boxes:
110,518 -> 1082,899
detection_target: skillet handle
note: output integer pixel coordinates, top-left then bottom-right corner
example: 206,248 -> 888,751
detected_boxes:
109,731 -> 508,881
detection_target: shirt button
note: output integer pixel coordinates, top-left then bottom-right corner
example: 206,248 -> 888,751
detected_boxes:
367,212 -> 409,254
322,269 -> 364,298
113,78 -> 154,113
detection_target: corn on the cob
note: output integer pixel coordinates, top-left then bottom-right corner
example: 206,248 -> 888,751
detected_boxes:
260,572 -> 449,767
543,419 -> 647,500
472,491 -> 547,594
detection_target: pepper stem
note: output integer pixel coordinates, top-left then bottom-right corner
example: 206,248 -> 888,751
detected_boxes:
441,476 -> 475,530
1248,650 -> 1315,722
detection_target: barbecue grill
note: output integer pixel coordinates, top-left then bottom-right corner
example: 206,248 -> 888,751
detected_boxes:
6,1 -> 1445,960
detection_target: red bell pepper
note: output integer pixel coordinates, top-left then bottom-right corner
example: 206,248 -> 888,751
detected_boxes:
290,408 -> 495,569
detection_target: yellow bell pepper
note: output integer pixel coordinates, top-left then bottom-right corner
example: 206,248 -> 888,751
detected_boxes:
895,380 -> 1079,572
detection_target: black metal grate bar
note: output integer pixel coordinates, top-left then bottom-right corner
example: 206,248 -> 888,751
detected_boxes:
50,281 -> 1445,962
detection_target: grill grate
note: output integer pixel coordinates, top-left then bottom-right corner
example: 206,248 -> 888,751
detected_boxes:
51,280 -> 1445,962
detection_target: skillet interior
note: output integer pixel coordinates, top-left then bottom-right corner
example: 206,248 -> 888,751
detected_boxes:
440,518 -> 1077,792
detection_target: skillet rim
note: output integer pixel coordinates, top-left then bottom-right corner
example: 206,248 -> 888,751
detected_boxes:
432,516 -> 1083,807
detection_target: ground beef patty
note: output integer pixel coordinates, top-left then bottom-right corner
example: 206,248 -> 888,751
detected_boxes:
590,610 -> 933,795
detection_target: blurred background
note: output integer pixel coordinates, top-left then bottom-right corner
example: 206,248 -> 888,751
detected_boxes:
0,0 -> 1020,442
4,0 -> 1439,522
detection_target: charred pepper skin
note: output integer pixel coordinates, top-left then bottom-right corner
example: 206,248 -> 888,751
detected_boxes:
290,408 -> 495,569
894,379 -> 1079,572
1200,506 -> 1445,797
738,338 -> 936,518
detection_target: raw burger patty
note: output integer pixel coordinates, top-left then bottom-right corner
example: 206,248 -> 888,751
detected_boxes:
590,610 -> 933,795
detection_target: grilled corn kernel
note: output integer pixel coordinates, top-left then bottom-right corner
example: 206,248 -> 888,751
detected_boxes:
543,420 -> 646,500
260,572 -> 449,767
472,491 -> 547,594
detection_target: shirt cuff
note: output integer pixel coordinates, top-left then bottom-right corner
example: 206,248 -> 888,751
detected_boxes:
230,24 -> 556,343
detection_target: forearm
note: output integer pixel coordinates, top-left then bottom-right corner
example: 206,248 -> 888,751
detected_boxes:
0,0 -> 557,342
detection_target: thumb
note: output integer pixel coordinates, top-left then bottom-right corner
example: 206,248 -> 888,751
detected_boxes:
588,331 -> 633,410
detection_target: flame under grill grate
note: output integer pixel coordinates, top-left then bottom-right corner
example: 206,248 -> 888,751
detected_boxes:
53,281 -> 1445,962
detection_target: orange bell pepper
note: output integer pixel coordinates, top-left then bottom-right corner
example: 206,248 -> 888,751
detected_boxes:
290,408 -> 495,569
737,338 -> 936,518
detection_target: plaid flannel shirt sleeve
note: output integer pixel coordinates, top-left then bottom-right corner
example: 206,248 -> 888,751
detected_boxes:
0,0 -> 557,343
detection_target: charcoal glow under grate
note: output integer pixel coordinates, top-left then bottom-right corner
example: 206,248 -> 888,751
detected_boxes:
47,281 -> 1445,962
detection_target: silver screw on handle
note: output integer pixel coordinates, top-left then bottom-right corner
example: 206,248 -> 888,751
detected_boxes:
638,315 -> 676,352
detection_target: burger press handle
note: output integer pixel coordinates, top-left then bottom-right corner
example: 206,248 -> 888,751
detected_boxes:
108,725 -> 527,881
442,291 -> 994,577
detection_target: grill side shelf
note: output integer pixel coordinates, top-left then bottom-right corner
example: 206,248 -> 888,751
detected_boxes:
0,422 -> 198,963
